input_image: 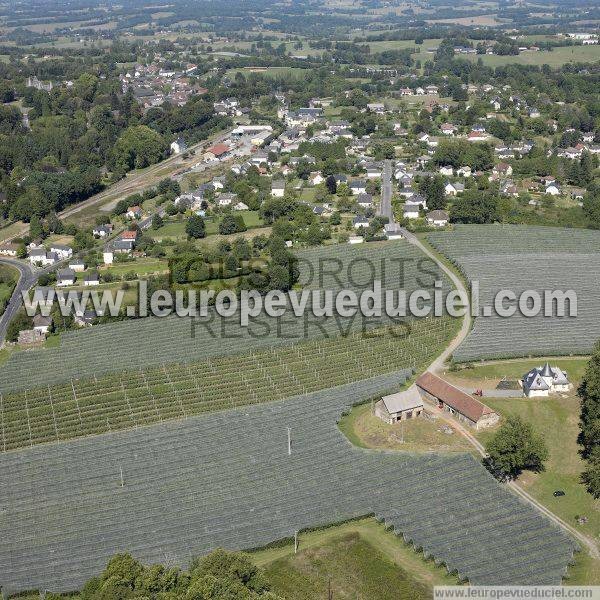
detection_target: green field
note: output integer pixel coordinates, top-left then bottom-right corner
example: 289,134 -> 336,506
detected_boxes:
475,394 -> 599,544
154,211 -> 264,240
100,257 -> 169,278
465,45 -> 600,67
251,518 -> 461,594
264,531 -> 432,599
225,66 -> 309,79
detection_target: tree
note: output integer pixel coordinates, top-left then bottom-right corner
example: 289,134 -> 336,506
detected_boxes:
325,175 -> 337,195
152,214 -> 164,230
450,188 -> 498,224
186,214 -> 206,239
581,458 -> 600,499
419,176 -> 446,211
486,415 -> 549,479
6,309 -> 32,342
111,125 -> 168,173
219,214 -> 246,235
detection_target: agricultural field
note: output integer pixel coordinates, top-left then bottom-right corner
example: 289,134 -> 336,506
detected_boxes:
0,241 -> 457,392
428,225 -> 600,362
0,318 -> 454,451
263,532 -> 431,600
464,45 -> 600,67
0,372 -> 577,593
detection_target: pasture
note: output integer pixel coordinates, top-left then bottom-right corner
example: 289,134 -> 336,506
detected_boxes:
464,45 -> 600,67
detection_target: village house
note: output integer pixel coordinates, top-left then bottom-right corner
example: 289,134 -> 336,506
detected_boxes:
271,180 -> 286,197
83,272 -> 100,286
56,268 -> 76,287
50,244 -> 73,260
384,222 -> 404,240
352,216 -> 369,229
204,143 -> 230,162
126,206 -> 142,220
403,202 -> 421,220
93,224 -> 113,238
374,386 -> 424,424
349,179 -> 367,195
356,193 -> 373,208
68,259 -> 85,272
445,182 -> 465,196
33,315 -> 53,336
218,193 -> 238,207
426,210 -> 449,227
416,372 -> 499,430
521,363 -> 572,397
170,137 -> 187,154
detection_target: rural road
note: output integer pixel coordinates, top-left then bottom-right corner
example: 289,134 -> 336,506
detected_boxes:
378,159 -> 393,221
0,257 -> 66,345
402,227 -> 600,560
0,257 -> 38,344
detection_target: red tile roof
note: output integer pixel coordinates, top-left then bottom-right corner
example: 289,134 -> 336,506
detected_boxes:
207,143 -> 229,157
416,372 -> 495,423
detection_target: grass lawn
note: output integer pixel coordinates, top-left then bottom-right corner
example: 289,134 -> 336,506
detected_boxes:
100,258 -> 169,278
0,220 -> 26,243
446,357 -> 590,387
155,211 -> 265,240
251,518 -> 461,597
464,45 -> 600,67
474,394 -> 599,544
338,403 -> 474,454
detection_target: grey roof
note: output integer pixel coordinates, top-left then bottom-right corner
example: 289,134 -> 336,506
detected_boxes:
57,269 -> 75,280
541,362 -> 553,377
382,386 -> 424,414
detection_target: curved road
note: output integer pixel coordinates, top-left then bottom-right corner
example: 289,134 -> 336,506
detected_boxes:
402,227 -> 600,560
0,257 -> 38,344
0,257 -> 65,345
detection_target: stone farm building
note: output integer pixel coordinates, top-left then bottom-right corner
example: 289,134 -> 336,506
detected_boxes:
416,372 -> 499,429
374,386 -> 424,424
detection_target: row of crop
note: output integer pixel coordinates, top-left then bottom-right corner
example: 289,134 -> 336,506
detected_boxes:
0,372 -> 575,592
0,319 -> 455,451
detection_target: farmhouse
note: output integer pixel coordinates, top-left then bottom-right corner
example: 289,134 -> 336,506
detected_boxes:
374,386 -> 424,424
521,363 -> 572,397
426,210 -> 449,227
416,372 -> 499,429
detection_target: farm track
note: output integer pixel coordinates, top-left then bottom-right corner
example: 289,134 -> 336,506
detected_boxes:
407,227 -> 600,562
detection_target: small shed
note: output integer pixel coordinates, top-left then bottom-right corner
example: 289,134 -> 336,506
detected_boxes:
375,386 -> 424,424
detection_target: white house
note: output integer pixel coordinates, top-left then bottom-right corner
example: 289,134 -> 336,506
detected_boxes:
457,166 -> 472,178
352,216 -> 369,229
349,180 -> 367,195
56,268 -> 75,287
545,184 -> 560,196
309,172 -> 324,185
33,315 -> 52,336
439,165 -> 454,176
271,180 -> 286,197
234,202 -> 249,211
445,182 -> 465,196
426,210 -> 449,227
170,137 -> 187,154
83,272 -> 100,286
69,259 -> 85,272
50,244 -> 73,260
521,363 -> 572,397
403,202 -> 421,220
218,193 -> 237,207
384,223 -> 404,240
126,206 -> 142,220
103,247 -> 114,265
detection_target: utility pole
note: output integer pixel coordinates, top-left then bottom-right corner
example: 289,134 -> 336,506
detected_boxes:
119,465 -> 124,487
294,530 -> 298,554
287,427 -> 292,455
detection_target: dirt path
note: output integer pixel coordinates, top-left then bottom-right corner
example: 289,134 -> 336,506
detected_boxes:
403,228 -> 600,561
